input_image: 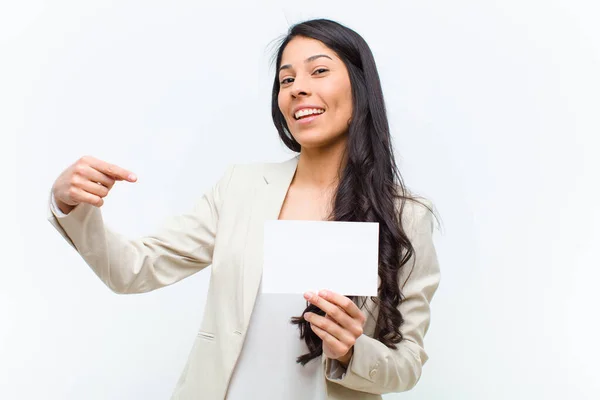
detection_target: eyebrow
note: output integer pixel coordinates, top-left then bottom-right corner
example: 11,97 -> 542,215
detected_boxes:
279,54 -> 333,73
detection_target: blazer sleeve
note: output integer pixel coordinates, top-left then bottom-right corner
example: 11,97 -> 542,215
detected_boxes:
47,165 -> 235,294
324,200 -> 441,394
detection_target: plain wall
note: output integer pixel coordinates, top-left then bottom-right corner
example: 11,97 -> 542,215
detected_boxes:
2,0 -> 599,399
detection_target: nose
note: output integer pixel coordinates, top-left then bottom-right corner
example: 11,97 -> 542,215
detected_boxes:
290,76 -> 311,98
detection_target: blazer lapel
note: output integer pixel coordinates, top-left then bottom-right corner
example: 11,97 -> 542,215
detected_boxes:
241,156 -> 299,326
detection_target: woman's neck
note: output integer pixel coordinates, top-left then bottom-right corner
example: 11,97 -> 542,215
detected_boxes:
294,138 -> 347,190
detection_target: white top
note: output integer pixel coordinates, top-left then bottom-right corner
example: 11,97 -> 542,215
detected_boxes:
226,287 -> 327,399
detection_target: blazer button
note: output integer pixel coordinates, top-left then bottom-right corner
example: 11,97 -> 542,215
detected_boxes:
369,369 -> 378,379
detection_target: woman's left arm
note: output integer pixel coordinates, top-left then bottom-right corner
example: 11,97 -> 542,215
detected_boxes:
305,202 -> 441,394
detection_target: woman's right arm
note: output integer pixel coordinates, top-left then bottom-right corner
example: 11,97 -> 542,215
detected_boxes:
48,156 -> 234,294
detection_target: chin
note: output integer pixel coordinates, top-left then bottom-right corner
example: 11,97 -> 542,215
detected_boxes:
292,133 -> 341,150
290,128 -> 347,150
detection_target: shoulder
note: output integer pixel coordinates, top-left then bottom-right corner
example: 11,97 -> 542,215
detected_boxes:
395,192 -> 440,285
396,191 -> 436,237
212,156 -> 298,203
226,155 -> 299,187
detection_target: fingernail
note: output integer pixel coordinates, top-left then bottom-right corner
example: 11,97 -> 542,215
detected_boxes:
304,291 -> 314,300
304,312 -> 310,320
319,290 -> 328,298
129,174 -> 137,181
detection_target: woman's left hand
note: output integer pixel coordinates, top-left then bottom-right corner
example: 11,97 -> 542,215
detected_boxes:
303,289 -> 366,366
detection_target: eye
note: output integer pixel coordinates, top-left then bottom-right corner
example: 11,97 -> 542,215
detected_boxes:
313,68 -> 329,75
280,77 -> 294,85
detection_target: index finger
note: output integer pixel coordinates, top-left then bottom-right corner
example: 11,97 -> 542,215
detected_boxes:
91,158 -> 137,182
317,290 -> 362,320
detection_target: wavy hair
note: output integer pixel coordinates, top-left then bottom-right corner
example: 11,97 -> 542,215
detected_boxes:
271,19 -> 418,365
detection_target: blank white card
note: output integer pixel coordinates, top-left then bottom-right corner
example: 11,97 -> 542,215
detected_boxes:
262,220 -> 379,296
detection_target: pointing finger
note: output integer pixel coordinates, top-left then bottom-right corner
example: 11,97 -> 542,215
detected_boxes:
90,159 -> 137,182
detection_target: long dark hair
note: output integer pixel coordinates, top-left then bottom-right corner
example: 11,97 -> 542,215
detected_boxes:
271,19 -> 417,365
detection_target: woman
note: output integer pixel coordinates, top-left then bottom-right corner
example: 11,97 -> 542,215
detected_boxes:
48,19 -> 440,399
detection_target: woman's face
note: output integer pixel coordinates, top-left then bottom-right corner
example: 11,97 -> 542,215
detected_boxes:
277,36 -> 353,150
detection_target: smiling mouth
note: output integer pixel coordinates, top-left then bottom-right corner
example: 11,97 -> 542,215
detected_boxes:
294,108 -> 325,120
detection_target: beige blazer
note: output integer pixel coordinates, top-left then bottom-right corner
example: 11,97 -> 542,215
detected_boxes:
47,156 -> 440,400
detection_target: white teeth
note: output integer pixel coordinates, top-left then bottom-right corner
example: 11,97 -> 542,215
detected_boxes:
294,108 -> 324,119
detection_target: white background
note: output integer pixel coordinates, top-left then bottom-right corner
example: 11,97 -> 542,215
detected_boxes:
2,0 -> 599,399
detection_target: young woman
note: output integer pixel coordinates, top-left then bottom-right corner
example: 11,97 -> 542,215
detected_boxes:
48,19 -> 440,400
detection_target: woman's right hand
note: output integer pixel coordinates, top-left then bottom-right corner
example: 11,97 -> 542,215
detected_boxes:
52,155 -> 137,214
